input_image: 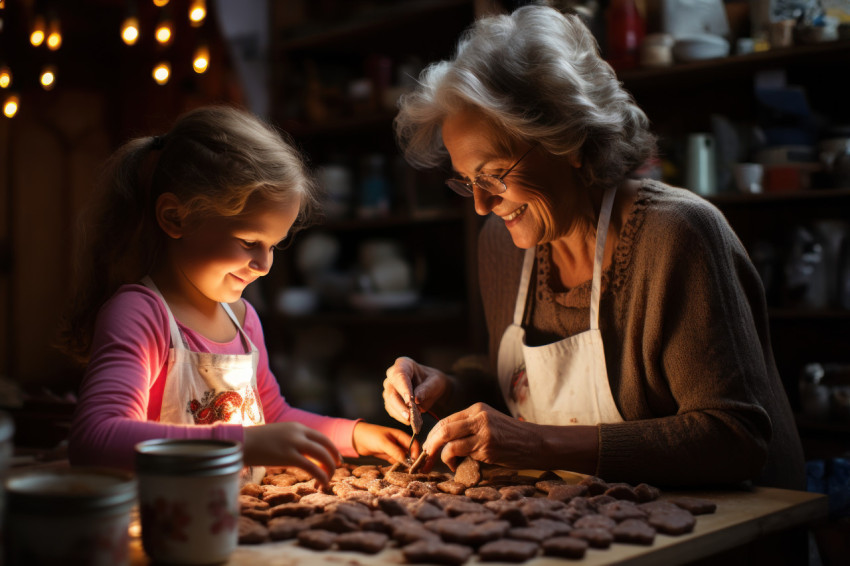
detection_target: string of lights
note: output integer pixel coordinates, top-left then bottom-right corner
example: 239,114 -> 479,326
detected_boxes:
1,0 -> 212,119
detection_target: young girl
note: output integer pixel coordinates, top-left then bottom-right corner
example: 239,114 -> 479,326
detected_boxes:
59,105 -> 412,485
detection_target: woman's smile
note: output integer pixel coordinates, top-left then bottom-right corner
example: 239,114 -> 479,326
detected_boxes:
502,203 -> 528,222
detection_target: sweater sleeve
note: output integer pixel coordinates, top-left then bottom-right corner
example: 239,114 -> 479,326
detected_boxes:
242,303 -> 360,458
68,286 -> 243,471
598,193 -> 775,486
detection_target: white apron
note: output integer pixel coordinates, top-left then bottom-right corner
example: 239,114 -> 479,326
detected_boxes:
142,277 -> 265,480
497,187 -> 623,426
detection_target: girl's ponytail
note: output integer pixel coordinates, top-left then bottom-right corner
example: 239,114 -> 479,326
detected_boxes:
57,137 -> 165,363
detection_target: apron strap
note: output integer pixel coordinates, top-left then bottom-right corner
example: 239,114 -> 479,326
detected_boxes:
221,302 -> 258,354
512,249 -> 536,326
590,186 -> 617,330
141,276 -> 186,350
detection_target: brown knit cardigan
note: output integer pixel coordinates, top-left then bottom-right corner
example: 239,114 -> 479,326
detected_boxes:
477,179 -> 805,490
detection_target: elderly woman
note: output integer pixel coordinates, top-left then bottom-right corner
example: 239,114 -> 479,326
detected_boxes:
383,5 -> 804,489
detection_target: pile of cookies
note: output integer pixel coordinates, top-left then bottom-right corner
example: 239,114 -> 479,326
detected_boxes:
238,458 -> 716,564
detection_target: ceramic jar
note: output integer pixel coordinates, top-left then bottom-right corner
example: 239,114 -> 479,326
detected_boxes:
4,466 -> 136,565
0,411 -> 14,563
135,439 -> 243,565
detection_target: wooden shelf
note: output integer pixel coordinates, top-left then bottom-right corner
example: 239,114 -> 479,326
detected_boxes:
271,301 -> 465,326
795,414 -> 850,436
315,208 -> 464,232
769,308 -> 850,321
275,0 -> 474,54
619,39 -> 850,91
708,188 -> 850,206
279,110 -> 397,139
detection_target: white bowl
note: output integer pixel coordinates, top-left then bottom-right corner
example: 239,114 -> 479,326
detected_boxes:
672,34 -> 730,62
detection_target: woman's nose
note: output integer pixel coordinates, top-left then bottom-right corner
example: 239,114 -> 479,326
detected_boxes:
249,249 -> 273,275
472,186 -> 499,216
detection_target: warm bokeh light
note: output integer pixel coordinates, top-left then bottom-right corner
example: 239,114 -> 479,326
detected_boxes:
153,0 -> 169,6
47,18 -> 62,50
155,21 -> 172,44
0,66 -> 11,89
121,17 -> 139,45
192,45 -> 209,74
152,62 -> 170,85
3,94 -> 18,118
40,67 -> 56,90
30,16 -> 46,47
189,0 -> 206,26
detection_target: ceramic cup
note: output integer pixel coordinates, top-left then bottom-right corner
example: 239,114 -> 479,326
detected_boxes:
135,439 -> 243,565
733,163 -> 764,193
685,133 -> 718,196
4,467 -> 136,565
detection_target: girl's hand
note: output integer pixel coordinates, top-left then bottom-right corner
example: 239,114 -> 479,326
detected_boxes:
352,421 -> 417,464
421,402 -> 541,471
383,357 -> 450,425
243,422 -> 341,487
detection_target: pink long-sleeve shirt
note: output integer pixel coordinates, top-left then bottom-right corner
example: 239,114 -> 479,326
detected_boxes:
69,284 -> 358,470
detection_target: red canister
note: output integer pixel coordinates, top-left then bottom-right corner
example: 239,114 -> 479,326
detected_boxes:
606,0 -> 646,71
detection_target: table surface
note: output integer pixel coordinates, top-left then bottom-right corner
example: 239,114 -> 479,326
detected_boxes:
128,483 -> 828,566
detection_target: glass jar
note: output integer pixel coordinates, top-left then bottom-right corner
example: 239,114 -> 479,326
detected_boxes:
135,439 -> 243,565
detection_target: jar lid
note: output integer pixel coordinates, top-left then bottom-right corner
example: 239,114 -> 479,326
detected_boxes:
5,467 -> 136,515
135,439 -> 243,476
0,410 -> 13,443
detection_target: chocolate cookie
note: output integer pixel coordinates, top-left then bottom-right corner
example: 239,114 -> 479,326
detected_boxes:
401,540 -> 474,565
267,516 -> 308,540
542,535 -> 588,559
547,484 -> 588,503
261,486 -> 301,506
634,482 -> 661,502
335,531 -> 389,554
612,518 -> 656,545
238,516 -> 269,544
478,538 -> 539,562
240,483 -> 264,498
578,475 -> 609,495
438,480 -> 469,495
669,496 -> 717,515
599,500 -> 648,522
269,502 -> 315,518
647,507 -> 696,535
570,527 -> 614,548
465,486 -> 502,502
296,529 -> 337,550
454,457 -> 481,488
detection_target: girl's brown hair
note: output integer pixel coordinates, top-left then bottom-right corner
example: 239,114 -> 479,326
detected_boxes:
58,105 -> 321,363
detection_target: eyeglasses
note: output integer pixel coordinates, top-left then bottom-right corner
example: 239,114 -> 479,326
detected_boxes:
445,145 -> 536,197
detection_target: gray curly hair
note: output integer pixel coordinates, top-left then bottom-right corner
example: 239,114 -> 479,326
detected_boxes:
394,4 -> 656,190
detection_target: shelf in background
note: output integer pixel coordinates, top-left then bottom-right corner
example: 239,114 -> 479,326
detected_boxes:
276,0 -> 473,52
768,308 -> 850,321
270,301 -> 465,325
795,414 -> 850,436
315,208 -> 464,232
708,188 -> 850,206
619,39 -> 850,90
279,110 -> 397,138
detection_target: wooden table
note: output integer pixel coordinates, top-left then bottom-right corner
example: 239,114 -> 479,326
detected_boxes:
129,485 -> 827,565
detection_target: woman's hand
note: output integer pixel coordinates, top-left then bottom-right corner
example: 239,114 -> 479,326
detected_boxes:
243,422 -> 341,487
352,421 -> 418,463
421,402 -> 532,470
421,402 -> 599,474
383,356 -> 450,425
